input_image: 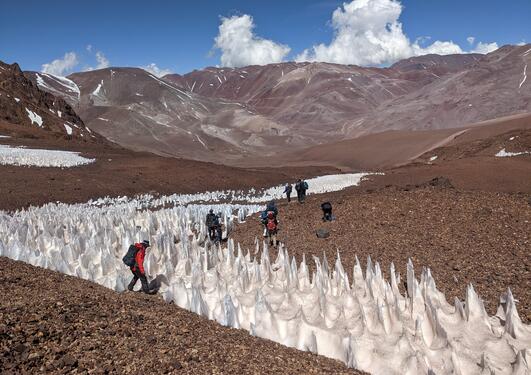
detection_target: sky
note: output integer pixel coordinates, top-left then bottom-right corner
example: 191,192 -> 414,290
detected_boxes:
1,0 -> 529,76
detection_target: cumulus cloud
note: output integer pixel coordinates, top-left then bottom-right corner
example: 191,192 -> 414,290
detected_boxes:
214,14 -> 290,67
41,52 -> 79,76
467,36 -> 475,45
296,0 -> 498,66
141,63 -> 173,77
471,41 -> 499,54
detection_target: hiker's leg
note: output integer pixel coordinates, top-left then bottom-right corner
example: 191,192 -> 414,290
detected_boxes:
139,273 -> 150,293
128,269 -> 139,291
272,233 -> 277,247
287,193 -> 291,202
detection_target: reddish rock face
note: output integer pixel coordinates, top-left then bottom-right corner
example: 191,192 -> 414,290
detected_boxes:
0,61 -> 96,140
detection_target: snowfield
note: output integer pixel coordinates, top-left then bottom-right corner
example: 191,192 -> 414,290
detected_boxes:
0,145 -> 95,167
0,173 -> 529,375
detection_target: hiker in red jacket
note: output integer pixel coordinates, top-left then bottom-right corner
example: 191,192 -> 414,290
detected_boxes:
127,240 -> 153,294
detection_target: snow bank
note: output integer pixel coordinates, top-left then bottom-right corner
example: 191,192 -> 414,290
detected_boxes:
0,145 -> 95,167
0,174 -> 528,374
495,148 -> 530,157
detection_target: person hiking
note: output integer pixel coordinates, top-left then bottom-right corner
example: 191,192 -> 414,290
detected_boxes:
321,201 -> 334,221
283,183 -> 293,202
123,240 -> 155,294
260,200 -> 278,237
206,209 -> 218,241
212,212 -> 223,244
263,211 -> 278,247
295,179 -> 309,203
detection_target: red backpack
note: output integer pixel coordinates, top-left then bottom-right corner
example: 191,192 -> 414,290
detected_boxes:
266,212 -> 277,232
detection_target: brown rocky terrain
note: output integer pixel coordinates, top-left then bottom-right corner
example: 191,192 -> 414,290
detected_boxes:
0,257 -> 363,374
231,183 -> 531,324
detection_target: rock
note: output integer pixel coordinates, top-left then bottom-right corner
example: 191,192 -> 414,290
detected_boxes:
316,229 -> 330,239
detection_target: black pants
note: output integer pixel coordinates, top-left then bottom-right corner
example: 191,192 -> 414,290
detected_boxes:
286,192 -> 291,202
297,191 -> 306,203
128,268 -> 150,293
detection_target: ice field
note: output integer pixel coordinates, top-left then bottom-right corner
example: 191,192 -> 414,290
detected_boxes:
0,145 -> 95,167
0,173 -> 529,374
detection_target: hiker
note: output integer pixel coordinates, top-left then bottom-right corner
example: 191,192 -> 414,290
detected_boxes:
295,179 -> 309,203
321,201 -> 334,221
213,212 -> 223,244
283,183 -> 293,202
123,240 -> 154,294
263,211 -> 279,247
206,209 -> 218,240
260,200 -> 278,237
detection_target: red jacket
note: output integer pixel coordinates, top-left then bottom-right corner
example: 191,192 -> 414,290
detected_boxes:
132,243 -> 146,274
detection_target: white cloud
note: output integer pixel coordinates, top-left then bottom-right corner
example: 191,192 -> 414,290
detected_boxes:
86,44 -> 93,52
141,63 -> 173,77
41,52 -> 79,76
467,36 -> 475,45
95,51 -> 110,69
471,41 -> 499,54
214,14 -> 290,67
295,0 -> 498,66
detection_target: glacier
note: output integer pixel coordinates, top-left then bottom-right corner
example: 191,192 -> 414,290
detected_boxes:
0,173 -> 529,375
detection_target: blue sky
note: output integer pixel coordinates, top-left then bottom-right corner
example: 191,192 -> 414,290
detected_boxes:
1,0 -> 529,75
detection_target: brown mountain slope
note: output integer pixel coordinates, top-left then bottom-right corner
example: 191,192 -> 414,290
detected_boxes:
0,61 -> 94,140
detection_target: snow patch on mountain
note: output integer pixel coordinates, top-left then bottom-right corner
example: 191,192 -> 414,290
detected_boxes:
25,108 -> 43,127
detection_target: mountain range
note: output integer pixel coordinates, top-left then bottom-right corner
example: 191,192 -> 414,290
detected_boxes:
3,44 -> 530,167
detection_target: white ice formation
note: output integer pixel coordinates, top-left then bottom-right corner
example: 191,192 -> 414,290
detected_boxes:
495,148 -> 531,157
0,173 -> 529,375
0,145 -> 95,167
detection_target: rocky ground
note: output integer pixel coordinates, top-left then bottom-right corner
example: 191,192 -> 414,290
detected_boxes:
0,257 -> 364,374
231,180 -> 531,323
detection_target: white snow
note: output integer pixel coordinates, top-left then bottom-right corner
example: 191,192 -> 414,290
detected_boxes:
209,83 -> 214,86
14,97 -> 20,102
495,148 -> 530,157
49,109 -> 55,114
0,135 -> 10,138
135,92 -> 143,97
195,134 -> 207,149
523,47 -> 531,56
97,117 -> 110,122
57,110 -> 62,118
190,81 -> 196,92
64,124 -> 73,135
216,75 -> 222,84
239,75 -> 246,78
0,171 -> 529,375
25,108 -> 43,127
429,155 -> 438,162
0,145 -> 94,167
148,74 -> 192,100
509,136 -> 516,141
519,64 -> 527,89
92,80 -> 104,96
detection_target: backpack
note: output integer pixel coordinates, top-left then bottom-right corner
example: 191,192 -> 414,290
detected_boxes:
266,218 -> 277,232
303,181 -> 308,190
122,244 -> 138,267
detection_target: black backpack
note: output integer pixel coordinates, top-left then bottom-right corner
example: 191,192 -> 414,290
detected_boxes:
122,244 -> 138,267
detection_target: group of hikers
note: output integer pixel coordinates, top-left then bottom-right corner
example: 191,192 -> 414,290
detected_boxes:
124,178 -> 335,293
283,179 -> 309,203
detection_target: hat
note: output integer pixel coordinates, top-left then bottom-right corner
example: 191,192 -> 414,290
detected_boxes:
141,240 -> 150,248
